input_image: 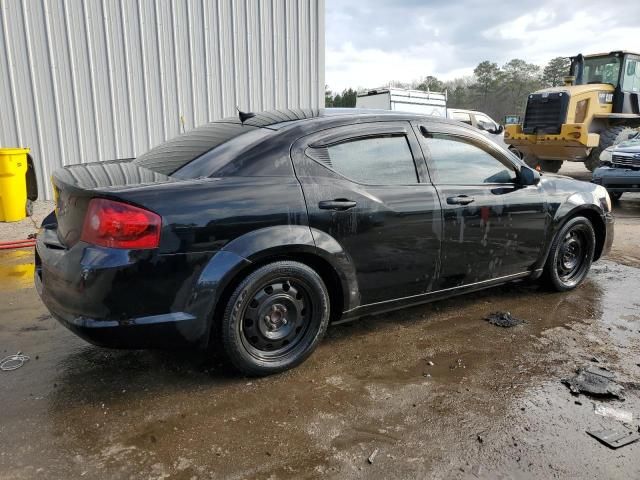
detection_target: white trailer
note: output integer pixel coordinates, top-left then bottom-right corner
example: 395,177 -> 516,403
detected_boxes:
355,87 -> 447,117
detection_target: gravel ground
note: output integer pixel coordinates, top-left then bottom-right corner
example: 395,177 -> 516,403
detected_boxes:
0,201 -> 53,243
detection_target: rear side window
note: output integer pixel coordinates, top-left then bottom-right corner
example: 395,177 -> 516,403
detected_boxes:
134,122 -> 258,175
321,136 -> 418,185
424,134 -> 516,185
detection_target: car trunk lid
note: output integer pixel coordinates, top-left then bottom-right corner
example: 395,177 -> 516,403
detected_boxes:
52,160 -> 172,247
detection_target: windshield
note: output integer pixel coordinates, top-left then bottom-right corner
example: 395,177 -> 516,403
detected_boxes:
582,56 -> 621,86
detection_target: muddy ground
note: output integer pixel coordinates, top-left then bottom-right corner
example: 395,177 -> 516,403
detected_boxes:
1,163 -> 639,479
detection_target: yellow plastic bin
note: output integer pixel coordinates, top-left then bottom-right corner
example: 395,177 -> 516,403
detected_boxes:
0,147 -> 30,222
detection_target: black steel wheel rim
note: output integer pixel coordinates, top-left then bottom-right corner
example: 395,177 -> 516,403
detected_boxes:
239,277 -> 313,360
556,226 -> 589,285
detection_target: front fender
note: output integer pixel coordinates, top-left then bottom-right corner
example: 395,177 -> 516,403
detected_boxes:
534,190 -> 607,270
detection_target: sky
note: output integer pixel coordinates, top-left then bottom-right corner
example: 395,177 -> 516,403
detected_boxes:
325,0 -> 640,92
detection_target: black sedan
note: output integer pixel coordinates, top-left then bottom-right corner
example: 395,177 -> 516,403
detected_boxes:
36,109 -> 614,375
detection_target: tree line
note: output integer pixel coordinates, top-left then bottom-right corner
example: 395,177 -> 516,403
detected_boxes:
325,56 -> 571,123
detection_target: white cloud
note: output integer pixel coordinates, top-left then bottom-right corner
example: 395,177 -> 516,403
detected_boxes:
325,0 -> 640,91
326,42 -> 449,92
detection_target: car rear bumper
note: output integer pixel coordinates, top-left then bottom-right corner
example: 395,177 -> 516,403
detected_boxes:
35,268 -> 201,348
592,166 -> 640,193
34,226 -> 218,349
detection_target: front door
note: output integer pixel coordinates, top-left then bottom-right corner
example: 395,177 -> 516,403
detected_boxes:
413,123 -> 548,289
292,122 -> 442,306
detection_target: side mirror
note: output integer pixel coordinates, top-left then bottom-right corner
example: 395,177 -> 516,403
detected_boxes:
519,166 -> 540,186
493,124 -> 504,134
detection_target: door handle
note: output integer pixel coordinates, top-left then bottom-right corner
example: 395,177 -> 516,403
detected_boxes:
318,199 -> 357,211
447,195 -> 475,205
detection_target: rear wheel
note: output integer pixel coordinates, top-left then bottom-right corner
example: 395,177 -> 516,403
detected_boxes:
585,126 -> 638,171
543,216 -> 595,291
523,154 -> 563,173
221,261 -> 330,376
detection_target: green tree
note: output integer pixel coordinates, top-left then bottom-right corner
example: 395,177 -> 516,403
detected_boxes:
541,56 -> 571,87
499,58 -> 541,116
325,85 -> 334,107
341,88 -> 357,107
416,75 -> 445,92
331,88 -> 357,108
473,61 -> 500,110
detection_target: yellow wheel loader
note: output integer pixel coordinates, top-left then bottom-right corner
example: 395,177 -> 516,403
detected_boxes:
505,51 -> 640,172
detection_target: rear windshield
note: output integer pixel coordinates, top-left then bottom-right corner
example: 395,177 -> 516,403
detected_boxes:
133,122 -> 258,175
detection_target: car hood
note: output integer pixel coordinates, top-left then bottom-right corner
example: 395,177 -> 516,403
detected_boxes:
611,138 -> 640,153
539,172 -> 600,195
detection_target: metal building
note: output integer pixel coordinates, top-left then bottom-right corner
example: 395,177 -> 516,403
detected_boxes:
0,0 -> 325,200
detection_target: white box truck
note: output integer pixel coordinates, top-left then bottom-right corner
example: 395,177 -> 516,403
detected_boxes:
355,87 -> 447,117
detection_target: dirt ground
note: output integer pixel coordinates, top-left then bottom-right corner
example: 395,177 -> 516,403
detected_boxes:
1,163 -> 639,479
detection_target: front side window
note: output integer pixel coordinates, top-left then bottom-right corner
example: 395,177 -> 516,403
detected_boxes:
583,56 -> 621,87
318,136 -> 418,185
424,134 -> 516,185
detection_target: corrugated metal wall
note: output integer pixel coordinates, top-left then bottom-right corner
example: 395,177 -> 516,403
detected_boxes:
0,0 -> 325,199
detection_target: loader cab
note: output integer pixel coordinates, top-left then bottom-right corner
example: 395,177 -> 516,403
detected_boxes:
571,51 -> 640,114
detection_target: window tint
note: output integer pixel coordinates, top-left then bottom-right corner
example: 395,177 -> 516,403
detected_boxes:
322,136 -> 418,185
450,111 -> 472,125
424,134 -> 516,185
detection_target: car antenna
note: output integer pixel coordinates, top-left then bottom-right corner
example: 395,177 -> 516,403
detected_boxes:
236,107 -> 256,124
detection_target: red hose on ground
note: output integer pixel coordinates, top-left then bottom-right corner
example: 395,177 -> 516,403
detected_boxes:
0,239 -> 36,250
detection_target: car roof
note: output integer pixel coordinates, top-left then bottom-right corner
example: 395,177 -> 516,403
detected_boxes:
223,107 -> 471,132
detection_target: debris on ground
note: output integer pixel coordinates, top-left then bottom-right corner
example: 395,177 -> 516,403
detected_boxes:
484,311 -> 524,328
367,448 -> 379,464
594,405 -> 633,423
0,352 -> 30,371
561,366 -> 625,400
586,427 -> 640,449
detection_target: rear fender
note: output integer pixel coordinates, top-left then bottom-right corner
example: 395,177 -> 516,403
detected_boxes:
185,225 -> 359,346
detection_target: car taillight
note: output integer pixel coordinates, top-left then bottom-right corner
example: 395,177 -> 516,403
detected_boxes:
81,198 -> 161,249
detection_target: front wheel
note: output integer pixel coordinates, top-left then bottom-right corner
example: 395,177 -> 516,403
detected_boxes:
542,216 -> 596,292
609,191 -> 623,202
220,261 -> 330,376
539,159 -> 563,173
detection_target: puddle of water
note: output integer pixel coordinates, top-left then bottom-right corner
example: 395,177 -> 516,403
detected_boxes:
0,250 -> 35,290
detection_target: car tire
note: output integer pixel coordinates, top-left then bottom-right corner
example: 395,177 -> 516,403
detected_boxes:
508,146 -> 524,160
522,153 -> 540,169
609,191 -> 623,202
539,160 -> 563,173
543,216 -> 596,292
221,261 -> 330,376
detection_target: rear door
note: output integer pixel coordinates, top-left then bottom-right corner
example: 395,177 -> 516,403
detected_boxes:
413,122 -> 547,289
292,122 -> 442,306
